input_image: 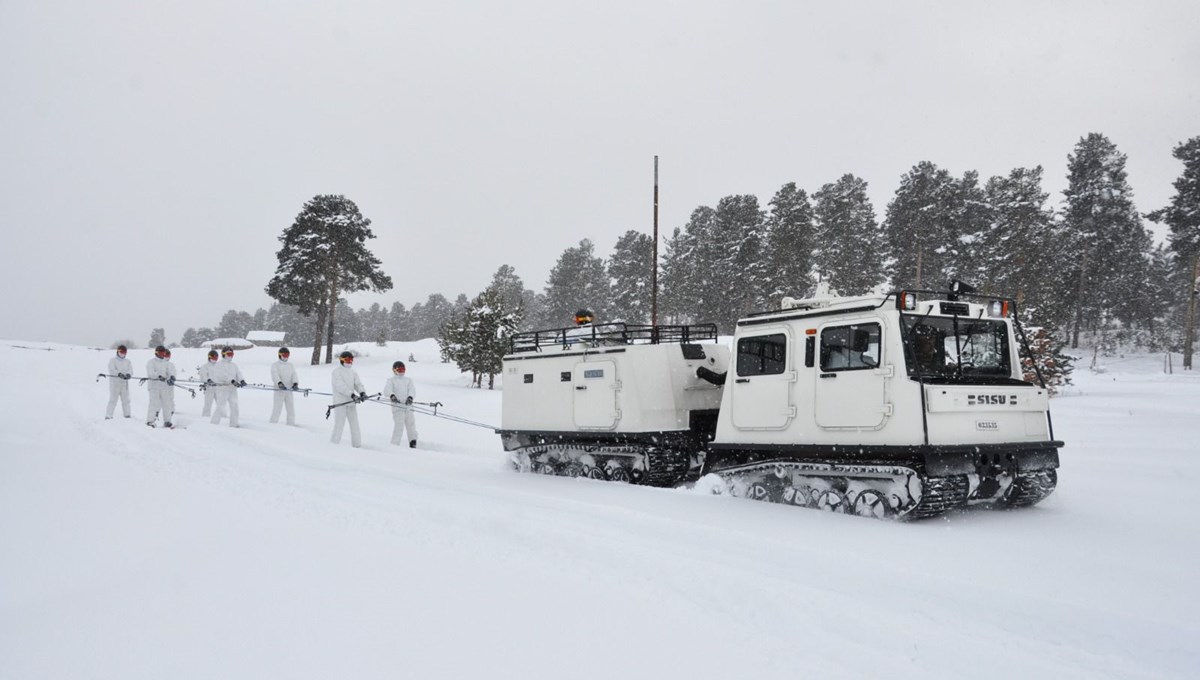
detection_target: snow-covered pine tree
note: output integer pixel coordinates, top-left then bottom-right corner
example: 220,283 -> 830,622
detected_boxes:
216,310 -> 253,339
711,195 -> 767,327
265,195 -> 393,364
1019,322 -> 1074,396
884,162 -> 962,289
1147,136 -> 1200,367
762,183 -> 815,306
1060,133 -> 1152,347
812,174 -> 886,295
148,328 -> 165,348
541,239 -> 610,328
658,226 -> 697,324
607,230 -> 653,323
952,170 -> 993,285
388,302 -> 409,341
438,285 -> 521,389
975,166 -> 1074,329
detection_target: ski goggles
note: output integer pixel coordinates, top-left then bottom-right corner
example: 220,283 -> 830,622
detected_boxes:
222,350 -> 235,357
278,350 -> 290,357
341,356 -> 354,364
116,349 -> 127,356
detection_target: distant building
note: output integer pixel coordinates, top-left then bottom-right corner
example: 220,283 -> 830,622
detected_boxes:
246,330 -> 286,347
206,337 -> 256,350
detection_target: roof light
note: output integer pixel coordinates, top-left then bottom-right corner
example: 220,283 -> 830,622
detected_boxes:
987,300 -> 1010,318
897,291 -> 917,311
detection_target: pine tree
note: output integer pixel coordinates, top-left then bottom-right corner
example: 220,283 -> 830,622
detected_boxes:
607,230 -> 654,323
542,239 -> 610,327
216,310 -> 253,339
148,328 -> 165,348
812,174 -> 886,295
1147,136 -> 1200,367
884,162 -> 963,289
659,225 -> 697,324
974,167 -> 1073,329
388,302 -> 409,341
1019,324 -> 1074,396
1060,133 -> 1151,347
438,285 -> 522,389
265,195 -> 393,364
762,183 -> 815,305
711,194 -> 766,326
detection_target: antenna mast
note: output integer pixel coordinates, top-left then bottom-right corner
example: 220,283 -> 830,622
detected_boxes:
652,155 -> 659,326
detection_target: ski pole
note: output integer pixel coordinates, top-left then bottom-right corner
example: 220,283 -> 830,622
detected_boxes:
362,397 -> 496,431
325,393 -> 381,419
95,373 -> 142,382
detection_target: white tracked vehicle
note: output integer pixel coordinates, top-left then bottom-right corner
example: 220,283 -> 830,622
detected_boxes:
499,283 -> 1062,520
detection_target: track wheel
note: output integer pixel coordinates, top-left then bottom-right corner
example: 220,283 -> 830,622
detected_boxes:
565,463 -> 585,478
781,486 -> 809,507
850,489 -> 889,519
607,466 -> 632,483
744,482 -> 775,503
536,461 -> 558,475
816,489 -> 844,513
586,466 -> 606,480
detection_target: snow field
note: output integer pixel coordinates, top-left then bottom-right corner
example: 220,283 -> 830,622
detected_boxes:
1,341 -> 1198,679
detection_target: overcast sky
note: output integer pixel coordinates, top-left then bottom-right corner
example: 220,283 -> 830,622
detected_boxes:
2,0 -> 1198,346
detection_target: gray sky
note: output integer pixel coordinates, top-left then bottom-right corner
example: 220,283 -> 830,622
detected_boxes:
2,0 -> 1198,346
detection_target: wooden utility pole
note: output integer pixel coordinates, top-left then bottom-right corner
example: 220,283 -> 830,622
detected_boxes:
1184,254 -> 1200,370
651,155 -> 659,327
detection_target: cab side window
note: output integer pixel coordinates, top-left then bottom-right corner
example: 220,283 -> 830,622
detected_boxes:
736,334 -> 787,376
820,324 -> 881,371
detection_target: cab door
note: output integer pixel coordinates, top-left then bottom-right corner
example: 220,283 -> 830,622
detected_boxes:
573,361 -> 619,429
731,330 -> 796,430
815,321 -> 888,428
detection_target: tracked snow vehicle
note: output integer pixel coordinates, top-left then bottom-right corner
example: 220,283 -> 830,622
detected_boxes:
499,323 -> 729,486
500,284 -> 1062,520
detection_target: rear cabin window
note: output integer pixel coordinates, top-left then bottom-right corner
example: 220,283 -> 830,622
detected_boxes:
737,334 -> 787,376
820,323 -> 881,371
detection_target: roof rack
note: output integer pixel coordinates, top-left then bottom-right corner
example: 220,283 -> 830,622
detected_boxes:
510,322 -> 718,353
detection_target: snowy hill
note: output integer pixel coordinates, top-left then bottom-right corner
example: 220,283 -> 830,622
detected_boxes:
1,341 -> 1198,679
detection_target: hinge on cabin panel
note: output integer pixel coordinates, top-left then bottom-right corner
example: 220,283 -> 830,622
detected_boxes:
784,406 -> 797,417
876,365 -> 895,378
881,403 -> 894,416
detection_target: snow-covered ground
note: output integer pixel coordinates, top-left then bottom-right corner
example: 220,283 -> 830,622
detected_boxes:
1,340 -> 1197,679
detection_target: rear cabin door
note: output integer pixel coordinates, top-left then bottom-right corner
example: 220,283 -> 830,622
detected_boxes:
731,330 -> 796,430
815,321 -> 887,428
572,361 -> 619,429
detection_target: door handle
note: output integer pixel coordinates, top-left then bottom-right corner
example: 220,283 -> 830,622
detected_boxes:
575,386 -> 587,390
734,378 -> 750,384
819,373 -> 837,379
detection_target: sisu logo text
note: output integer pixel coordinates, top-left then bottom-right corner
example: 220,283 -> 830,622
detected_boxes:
967,394 -> 1019,406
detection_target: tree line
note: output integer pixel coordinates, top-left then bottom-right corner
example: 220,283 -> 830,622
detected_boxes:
162,131 -> 1199,385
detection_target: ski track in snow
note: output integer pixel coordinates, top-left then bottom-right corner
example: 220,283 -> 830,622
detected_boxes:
1,340 -> 1198,679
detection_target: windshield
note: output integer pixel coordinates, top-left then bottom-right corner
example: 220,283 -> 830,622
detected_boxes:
901,314 -> 1019,384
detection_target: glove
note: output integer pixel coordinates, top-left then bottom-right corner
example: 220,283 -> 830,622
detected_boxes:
390,394 -> 399,403
277,382 -> 286,389
350,393 -> 360,403
120,373 -> 130,379
206,379 -> 215,386
359,392 -> 368,402
406,396 -> 413,405
292,383 -> 299,389
167,376 -> 175,386
239,380 -> 247,388
231,380 -> 240,386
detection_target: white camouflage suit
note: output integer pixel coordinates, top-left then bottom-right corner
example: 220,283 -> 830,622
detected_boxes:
208,355 -> 245,427
198,356 -> 218,417
144,355 -> 177,425
330,362 -> 366,447
382,373 -> 418,446
270,358 -> 298,425
105,353 -> 134,418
